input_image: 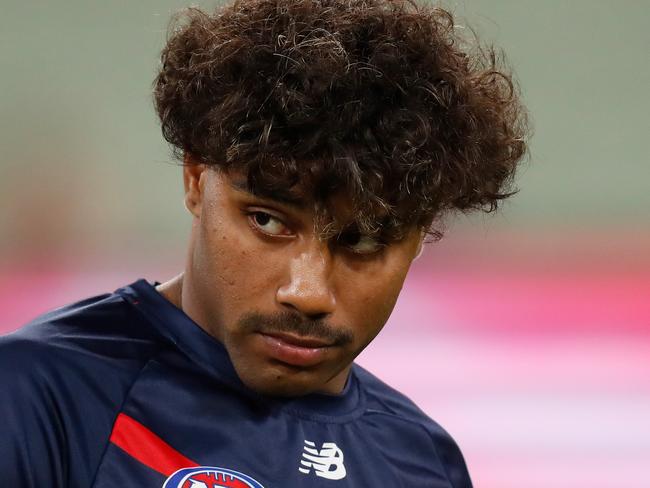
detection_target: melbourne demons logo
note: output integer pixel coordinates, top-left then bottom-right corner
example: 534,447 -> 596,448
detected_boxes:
163,467 -> 265,488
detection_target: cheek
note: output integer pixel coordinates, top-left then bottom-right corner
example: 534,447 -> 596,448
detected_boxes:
193,219 -> 244,319
363,281 -> 402,326
345,255 -> 414,334
196,214 -> 278,312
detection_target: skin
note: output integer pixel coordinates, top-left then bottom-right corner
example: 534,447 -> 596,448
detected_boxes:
157,157 -> 423,397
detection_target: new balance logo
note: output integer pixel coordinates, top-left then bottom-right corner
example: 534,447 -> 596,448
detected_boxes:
298,440 -> 346,480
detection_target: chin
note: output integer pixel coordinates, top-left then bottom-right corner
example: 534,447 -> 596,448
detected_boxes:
238,366 -> 327,398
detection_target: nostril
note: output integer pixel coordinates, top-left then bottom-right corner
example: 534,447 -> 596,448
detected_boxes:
306,312 -> 329,322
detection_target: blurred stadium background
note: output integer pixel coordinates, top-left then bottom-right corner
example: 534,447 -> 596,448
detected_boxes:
1,1 -> 648,486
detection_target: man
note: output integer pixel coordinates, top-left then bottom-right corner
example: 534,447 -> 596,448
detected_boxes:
0,0 -> 527,486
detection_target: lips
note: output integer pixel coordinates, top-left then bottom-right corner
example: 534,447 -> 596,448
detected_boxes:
257,331 -> 333,367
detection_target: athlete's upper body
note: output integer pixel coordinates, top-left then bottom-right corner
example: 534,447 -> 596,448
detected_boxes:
1,279 -> 471,487
1,0 -> 528,485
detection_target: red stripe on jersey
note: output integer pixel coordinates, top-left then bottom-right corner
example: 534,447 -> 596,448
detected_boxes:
109,413 -> 199,476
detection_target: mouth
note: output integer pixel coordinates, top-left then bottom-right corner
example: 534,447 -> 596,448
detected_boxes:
256,331 -> 335,367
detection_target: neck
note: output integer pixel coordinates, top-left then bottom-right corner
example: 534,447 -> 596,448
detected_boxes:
155,273 -> 184,310
156,271 -> 222,344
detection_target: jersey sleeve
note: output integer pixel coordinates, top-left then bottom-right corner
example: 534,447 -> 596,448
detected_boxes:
0,335 -> 66,487
428,423 -> 473,488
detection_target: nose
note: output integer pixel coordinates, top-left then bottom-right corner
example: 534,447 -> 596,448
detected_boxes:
276,240 -> 336,319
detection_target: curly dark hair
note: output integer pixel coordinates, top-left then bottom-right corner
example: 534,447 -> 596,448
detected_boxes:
154,0 -> 528,240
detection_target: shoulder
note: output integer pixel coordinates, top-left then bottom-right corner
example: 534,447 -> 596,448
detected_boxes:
1,290 -> 161,370
354,363 -> 443,430
0,289 -> 165,415
354,364 -> 473,488
0,289 -> 164,485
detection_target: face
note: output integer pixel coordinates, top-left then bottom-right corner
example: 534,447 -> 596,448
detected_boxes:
181,163 -> 422,397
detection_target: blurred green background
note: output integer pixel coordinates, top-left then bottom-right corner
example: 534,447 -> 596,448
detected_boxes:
1,0 -> 648,269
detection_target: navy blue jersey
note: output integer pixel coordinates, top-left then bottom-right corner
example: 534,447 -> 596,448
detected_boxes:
1,279 -> 472,487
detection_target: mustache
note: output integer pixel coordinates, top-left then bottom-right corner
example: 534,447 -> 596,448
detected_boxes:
238,311 -> 353,346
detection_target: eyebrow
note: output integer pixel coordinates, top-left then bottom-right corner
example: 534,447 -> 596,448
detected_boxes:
229,179 -> 308,209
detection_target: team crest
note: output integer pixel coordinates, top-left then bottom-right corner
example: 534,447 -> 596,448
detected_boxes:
163,467 -> 265,488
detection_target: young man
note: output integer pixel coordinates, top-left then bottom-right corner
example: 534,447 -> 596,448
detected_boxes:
0,0 -> 527,486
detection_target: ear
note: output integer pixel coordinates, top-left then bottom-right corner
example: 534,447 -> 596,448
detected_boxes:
182,154 -> 207,218
413,229 -> 426,261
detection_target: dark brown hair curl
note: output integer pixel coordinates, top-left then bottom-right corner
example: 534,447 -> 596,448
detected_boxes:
154,0 -> 528,240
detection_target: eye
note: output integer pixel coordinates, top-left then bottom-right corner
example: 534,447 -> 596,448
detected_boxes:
338,231 -> 384,255
248,211 -> 291,236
